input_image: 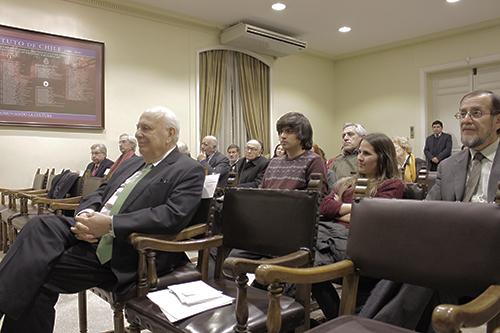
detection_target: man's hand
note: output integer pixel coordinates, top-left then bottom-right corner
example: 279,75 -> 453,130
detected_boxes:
197,152 -> 206,162
431,157 -> 439,164
74,211 -> 112,239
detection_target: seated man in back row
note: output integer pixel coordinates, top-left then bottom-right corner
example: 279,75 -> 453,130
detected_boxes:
0,106 -> 205,333
234,139 -> 269,188
86,143 -> 114,177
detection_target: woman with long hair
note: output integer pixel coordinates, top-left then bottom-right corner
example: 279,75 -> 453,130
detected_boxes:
313,133 -> 405,320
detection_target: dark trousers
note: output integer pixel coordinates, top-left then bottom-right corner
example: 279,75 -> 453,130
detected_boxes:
0,215 -> 117,333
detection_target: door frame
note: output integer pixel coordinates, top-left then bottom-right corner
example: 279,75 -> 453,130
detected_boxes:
419,53 -> 500,154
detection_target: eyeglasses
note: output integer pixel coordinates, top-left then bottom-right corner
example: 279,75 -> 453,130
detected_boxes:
245,146 -> 259,151
454,109 -> 490,120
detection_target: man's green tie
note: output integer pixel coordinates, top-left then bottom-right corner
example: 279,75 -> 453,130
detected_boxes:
96,164 -> 153,264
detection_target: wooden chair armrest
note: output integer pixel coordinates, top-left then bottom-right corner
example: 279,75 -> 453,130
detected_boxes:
1,187 -> 33,194
432,285 -> 500,333
50,202 -> 79,211
130,234 -> 223,253
34,196 -> 82,205
255,259 -> 355,285
128,223 -> 209,244
222,249 -> 312,278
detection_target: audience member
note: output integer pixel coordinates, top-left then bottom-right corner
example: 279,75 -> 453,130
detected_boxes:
313,133 -> 404,320
108,133 -> 138,177
392,136 -> 425,183
272,143 -> 285,158
311,143 -> 326,161
361,90 -> 499,331
197,135 -> 230,186
85,143 -> 114,177
0,106 -> 205,333
226,144 -> 240,172
176,141 -> 191,157
261,112 -> 328,194
235,139 -> 269,188
328,122 -> 367,184
423,120 -> 452,171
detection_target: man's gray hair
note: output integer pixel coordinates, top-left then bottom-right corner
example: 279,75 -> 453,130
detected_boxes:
343,122 -> 368,137
204,135 -> 218,149
90,143 -> 107,155
144,106 -> 180,142
119,133 -> 137,150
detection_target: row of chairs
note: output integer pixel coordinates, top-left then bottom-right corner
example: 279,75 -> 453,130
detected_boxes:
119,180 -> 498,333
0,168 -> 105,252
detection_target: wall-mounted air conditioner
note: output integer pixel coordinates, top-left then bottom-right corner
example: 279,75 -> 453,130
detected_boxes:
220,23 -> 307,57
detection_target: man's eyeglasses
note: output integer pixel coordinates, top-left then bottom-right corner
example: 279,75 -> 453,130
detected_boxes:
245,146 -> 259,151
454,109 -> 490,120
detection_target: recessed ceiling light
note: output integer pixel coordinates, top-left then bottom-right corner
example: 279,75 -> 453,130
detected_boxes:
272,2 -> 286,11
446,0 -> 460,3
338,26 -> 352,33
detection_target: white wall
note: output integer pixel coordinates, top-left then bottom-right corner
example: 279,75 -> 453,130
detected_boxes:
332,25 -> 500,158
0,0 -> 337,187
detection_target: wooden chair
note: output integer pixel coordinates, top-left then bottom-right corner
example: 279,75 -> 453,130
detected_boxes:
125,184 -> 321,333
0,168 -> 50,251
78,197 -> 220,333
255,196 -> 500,333
6,170 -> 90,246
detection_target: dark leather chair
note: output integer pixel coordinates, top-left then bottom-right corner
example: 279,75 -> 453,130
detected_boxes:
255,196 -> 500,333
78,197 -> 220,333
125,185 -> 321,333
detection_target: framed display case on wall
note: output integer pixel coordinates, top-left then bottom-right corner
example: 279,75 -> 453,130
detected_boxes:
0,25 -> 104,129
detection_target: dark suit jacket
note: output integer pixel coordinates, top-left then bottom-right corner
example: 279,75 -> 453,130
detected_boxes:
426,142 -> 500,202
235,156 -> 269,188
423,133 -> 452,170
85,158 -> 114,177
78,148 -> 205,291
201,151 -> 230,186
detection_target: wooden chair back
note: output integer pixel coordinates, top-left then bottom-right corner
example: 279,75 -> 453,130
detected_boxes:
348,198 -> 500,296
220,187 -> 320,259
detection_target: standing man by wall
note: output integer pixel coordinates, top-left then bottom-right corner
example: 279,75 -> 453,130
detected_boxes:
423,120 -> 453,171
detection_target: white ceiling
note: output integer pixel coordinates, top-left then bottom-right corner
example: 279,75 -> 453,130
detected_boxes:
125,0 -> 500,58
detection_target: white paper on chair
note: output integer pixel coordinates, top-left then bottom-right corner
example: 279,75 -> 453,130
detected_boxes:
202,174 -> 220,199
147,280 -> 234,322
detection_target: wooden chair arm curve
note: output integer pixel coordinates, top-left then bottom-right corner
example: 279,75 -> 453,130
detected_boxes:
131,235 -> 223,252
255,259 -> 355,285
223,249 -> 312,278
432,285 -> 500,333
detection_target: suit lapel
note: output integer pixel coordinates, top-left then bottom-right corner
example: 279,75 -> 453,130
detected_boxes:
487,142 -> 500,201
453,149 -> 469,201
120,148 -> 180,211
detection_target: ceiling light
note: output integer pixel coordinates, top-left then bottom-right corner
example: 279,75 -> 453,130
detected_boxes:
338,26 -> 352,33
446,0 -> 460,3
272,3 -> 286,11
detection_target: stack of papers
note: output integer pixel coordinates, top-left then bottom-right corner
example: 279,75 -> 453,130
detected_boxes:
147,280 -> 234,322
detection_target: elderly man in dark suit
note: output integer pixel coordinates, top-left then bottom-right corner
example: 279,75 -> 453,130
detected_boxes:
0,106 -> 205,333
197,135 -> 230,186
235,139 -> 269,188
423,120 -> 453,171
427,90 -> 500,202
85,143 -> 114,177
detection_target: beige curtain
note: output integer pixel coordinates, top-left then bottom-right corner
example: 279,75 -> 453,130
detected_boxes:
235,53 -> 270,155
199,50 -> 227,138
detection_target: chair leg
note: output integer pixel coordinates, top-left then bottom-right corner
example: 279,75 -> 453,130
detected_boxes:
113,303 -> 125,333
78,291 -> 88,333
128,321 -> 141,333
